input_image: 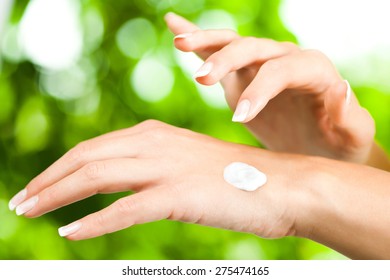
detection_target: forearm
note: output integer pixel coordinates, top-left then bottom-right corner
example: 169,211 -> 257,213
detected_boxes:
295,157 -> 390,259
366,142 -> 390,171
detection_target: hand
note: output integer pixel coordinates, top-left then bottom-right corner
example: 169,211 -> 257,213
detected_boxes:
165,13 -> 376,164
9,120 -> 306,240
10,121 -> 390,258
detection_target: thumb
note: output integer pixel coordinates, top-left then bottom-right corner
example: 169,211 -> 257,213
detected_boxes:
325,80 -> 375,146
324,80 -> 350,125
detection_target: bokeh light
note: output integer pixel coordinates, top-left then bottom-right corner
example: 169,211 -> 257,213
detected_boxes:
15,97 -> 50,153
18,0 -> 82,70
225,238 -> 266,260
116,18 -> 157,60
0,78 -> 15,123
281,0 -> 390,91
81,7 -> 104,53
197,9 -> 237,30
170,0 -> 205,14
174,50 -> 227,108
0,0 -> 13,40
1,23 -> 23,63
131,56 -> 174,102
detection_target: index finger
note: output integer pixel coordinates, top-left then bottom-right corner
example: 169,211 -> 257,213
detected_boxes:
60,187 -> 177,240
165,12 -> 216,60
164,12 -> 199,35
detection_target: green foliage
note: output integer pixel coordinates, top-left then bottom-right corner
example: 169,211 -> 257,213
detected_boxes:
1,0 -> 385,260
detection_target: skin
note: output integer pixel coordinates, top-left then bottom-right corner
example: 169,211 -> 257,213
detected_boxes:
8,120 -> 390,259
13,121 -> 299,239
165,12 -> 390,169
8,13 -> 390,259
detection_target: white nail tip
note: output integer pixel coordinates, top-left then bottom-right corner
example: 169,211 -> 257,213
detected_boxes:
193,62 -> 213,78
344,80 -> 351,104
224,162 -> 267,191
164,12 -> 176,19
15,196 -> 38,216
58,222 -> 82,237
232,100 -> 251,122
9,189 -> 27,211
174,33 -> 192,39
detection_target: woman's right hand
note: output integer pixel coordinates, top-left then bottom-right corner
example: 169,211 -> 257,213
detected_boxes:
165,13 -> 377,165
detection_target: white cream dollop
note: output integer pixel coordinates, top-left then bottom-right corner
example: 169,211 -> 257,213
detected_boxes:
223,162 -> 267,191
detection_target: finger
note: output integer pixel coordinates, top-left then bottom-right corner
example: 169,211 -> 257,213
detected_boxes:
17,135 -> 149,209
59,187 -> 176,240
27,136 -> 140,192
9,126 -> 137,211
231,51 -> 340,122
164,12 -> 199,36
19,158 -> 158,218
173,29 -> 239,60
193,37 -> 298,85
324,80 -> 350,125
325,80 -> 375,146
165,13 -> 239,60
12,120 -> 167,208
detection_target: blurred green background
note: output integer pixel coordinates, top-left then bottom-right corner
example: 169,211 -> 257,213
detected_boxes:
0,0 -> 389,260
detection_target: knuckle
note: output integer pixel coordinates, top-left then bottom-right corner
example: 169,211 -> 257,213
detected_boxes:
94,212 -> 107,232
303,49 -> 323,56
221,28 -> 239,39
240,36 -> 258,45
82,161 -> 106,181
303,49 -> 328,61
262,59 -> 283,72
153,125 -> 168,135
233,36 -> 259,49
27,176 -> 44,193
116,198 -> 137,216
137,119 -> 164,131
280,41 -> 300,52
67,141 -> 91,165
143,123 -> 171,141
303,49 -> 334,76
45,188 -> 59,203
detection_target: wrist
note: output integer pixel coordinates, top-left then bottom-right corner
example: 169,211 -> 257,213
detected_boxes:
288,156 -> 341,239
289,156 -> 390,259
250,153 -> 334,239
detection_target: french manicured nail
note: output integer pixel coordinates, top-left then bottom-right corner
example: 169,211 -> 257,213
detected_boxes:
232,99 -> 251,122
193,62 -> 213,78
58,222 -> 82,237
9,189 -> 27,211
164,12 -> 177,20
15,195 -> 38,216
174,33 -> 192,39
344,80 -> 351,104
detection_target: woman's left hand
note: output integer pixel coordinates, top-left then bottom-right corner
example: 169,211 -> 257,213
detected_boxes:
9,120 -> 304,240
10,120 -> 390,259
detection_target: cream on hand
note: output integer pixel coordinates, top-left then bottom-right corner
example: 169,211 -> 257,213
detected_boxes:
224,162 -> 267,191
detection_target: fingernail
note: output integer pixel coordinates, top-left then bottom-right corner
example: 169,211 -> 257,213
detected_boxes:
164,12 -> 176,19
15,195 -> 38,216
344,80 -> 351,104
58,222 -> 82,237
9,189 -> 27,211
174,33 -> 192,40
194,62 -> 213,78
232,99 -> 251,122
